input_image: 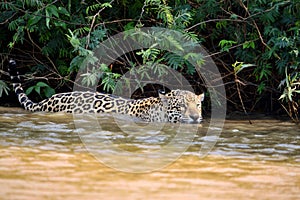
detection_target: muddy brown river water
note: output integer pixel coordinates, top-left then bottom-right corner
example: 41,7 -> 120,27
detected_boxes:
0,107 -> 299,200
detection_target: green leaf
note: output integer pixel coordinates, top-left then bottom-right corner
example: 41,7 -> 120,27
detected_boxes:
233,62 -> 256,74
230,14 -> 238,19
259,64 -> 272,80
287,87 -> 293,101
36,82 -> 50,87
232,61 -> 243,74
45,5 -> 59,29
66,29 -> 81,48
58,7 -> 70,16
219,40 -> 237,52
25,82 -> 55,97
164,35 -> 184,51
102,76 -> 116,92
47,5 -> 59,18
101,2 -> 112,8
124,22 -> 135,31
26,86 -> 34,95
35,85 -> 41,94
27,15 -> 42,27
45,9 -> 50,29
44,87 -> 55,98
0,80 -> 10,97
216,21 -> 227,29
86,3 -> 102,15
243,41 -> 255,49
257,82 -> 266,94
279,93 -> 286,100
54,21 -> 67,29
294,90 -> 300,94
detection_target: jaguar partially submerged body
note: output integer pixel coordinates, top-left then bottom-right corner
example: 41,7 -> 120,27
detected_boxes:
8,60 -> 204,123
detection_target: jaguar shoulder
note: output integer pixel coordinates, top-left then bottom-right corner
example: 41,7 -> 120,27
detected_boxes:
8,59 -> 204,123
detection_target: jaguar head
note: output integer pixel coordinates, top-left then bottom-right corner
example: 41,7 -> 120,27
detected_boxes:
159,90 -> 204,123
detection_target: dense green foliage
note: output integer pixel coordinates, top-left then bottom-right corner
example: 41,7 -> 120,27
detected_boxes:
0,0 -> 299,121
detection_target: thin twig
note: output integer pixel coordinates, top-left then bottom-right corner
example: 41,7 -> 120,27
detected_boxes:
0,12 -> 17,25
185,18 -> 248,31
235,73 -> 252,124
237,0 -> 281,59
85,0 -> 115,49
204,39 -> 259,58
26,30 -> 62,79
138,0 -> 148,25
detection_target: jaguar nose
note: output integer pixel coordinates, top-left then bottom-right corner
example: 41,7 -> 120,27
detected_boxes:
190,114 -> 199,122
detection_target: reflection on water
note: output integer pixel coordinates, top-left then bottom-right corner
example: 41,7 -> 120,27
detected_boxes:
0,107 -> 299,199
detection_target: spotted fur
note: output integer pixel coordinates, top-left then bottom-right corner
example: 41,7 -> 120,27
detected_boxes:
8,60 -> 204,123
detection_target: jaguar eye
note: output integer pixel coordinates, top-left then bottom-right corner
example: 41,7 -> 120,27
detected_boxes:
177,100 -> 184,106
180,103 -> 187,109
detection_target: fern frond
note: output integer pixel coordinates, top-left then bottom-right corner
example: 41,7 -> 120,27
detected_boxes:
0,80 -> 10,97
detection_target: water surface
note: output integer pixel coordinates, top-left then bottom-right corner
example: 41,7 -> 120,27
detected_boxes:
0,107 -> 299,199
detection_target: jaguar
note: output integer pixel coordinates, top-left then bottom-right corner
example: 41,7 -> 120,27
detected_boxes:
8,59 -> 204,123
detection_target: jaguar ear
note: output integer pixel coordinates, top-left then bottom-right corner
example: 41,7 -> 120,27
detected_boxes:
158,89 -> 166,95
158,91 -> 169,106
197,93 -> 204,102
